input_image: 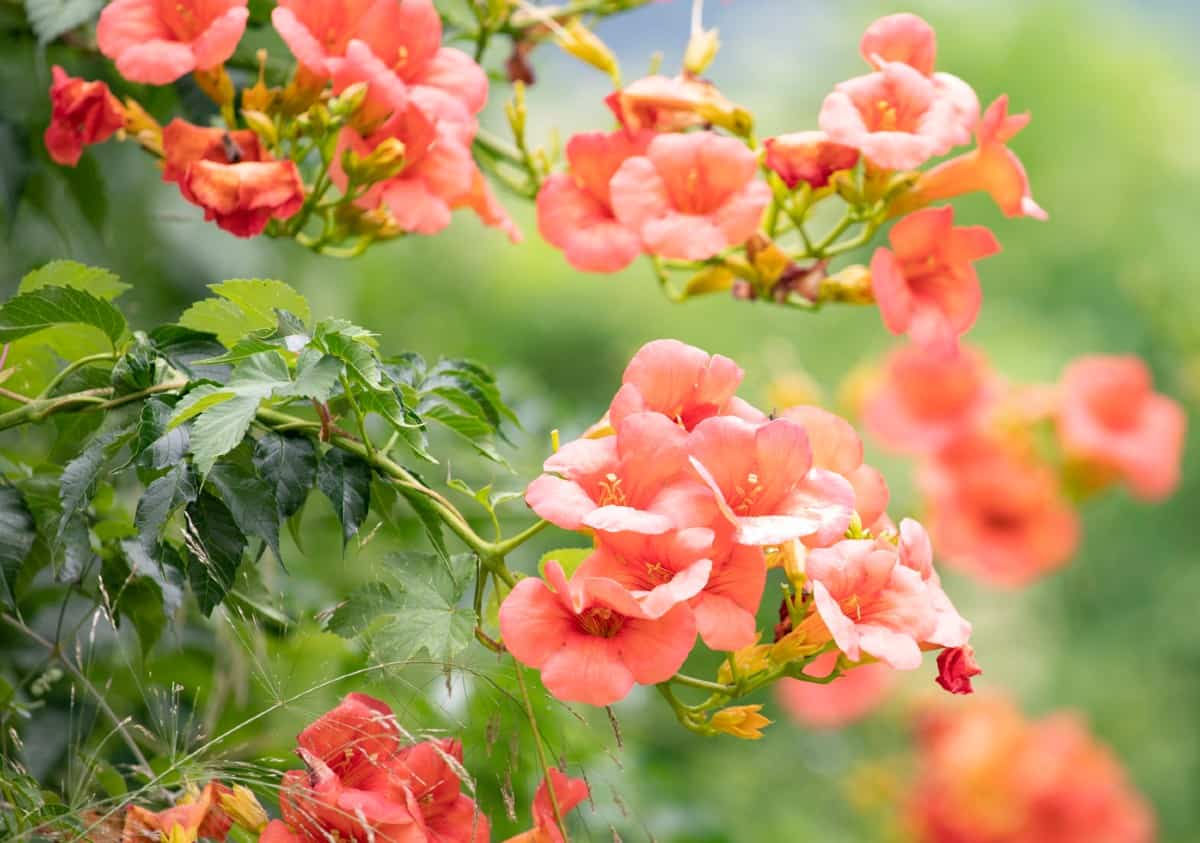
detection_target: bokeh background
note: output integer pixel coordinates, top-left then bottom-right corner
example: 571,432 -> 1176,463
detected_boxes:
2,0 -> 1199,840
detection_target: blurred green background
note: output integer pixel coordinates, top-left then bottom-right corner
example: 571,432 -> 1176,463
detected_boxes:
2,0 -> 1199,840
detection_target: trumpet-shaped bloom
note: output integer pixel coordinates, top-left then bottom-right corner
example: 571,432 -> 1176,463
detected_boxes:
904,96 -> 1047,220
919,434 -> 1079,587
271,0 -> 380,76
779,405 -> 889,528
687,416 -> 855,547
605,74 -> 748,134
609,339 -> 763,431
819,61 -> 971,171
536,130 -> 653,272
271,695 -> 488,843
44,67 -> 124,167
579,526 -> 766,651
909,696 -> 1156,843
97,0 -> 248,84
123,781 -> 233,842
870,206 -> 1000,354
857,13 -> 978,141
776,651 -> 896,729
525,411 -> 698,535
864,343 -> 997,454
1057,355 -> 1185,501
502,770 -> 590,843
161,119 -> 303,237
610,132 -> 771,261
499,561 -> 697,705
763,131 -> 860,190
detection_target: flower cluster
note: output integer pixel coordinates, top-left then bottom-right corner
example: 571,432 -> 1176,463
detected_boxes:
501,339 -> 974,730
45,0 -> 516,249
906,695 -> 1155,843
859,343 -> 1186,586
534,13 -> 1039,349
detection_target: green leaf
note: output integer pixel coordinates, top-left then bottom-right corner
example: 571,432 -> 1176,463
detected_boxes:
148,325 -> 230,382
538,547 -> 592,580
110,340 -> 160,395
133,463 -> 197,548
187,394 -> 264,477
313,326 -> 381,388
369,552 -> 477,664
132,398 -> 190,471
23,0 -> 105,44
207,461 -> 281,562
178,280 -> 310,348
0,485 -> 36,603
0,285 -> 126,345
110,541 -> 184,655
57,426 -> 129,540
183,493 -> 246,615
317,449 -> 371,548
253,432 -> 317,519
194,334 -> 283,365
19,261 -> 129,301
276,349 -> 341,401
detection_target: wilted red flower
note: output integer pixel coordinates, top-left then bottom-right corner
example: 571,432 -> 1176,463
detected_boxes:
44,66 -> 125,167
97,0 -> 248,84
908,696 -> 1155,843
934,644 -> 981,695
1057,355 -> 1186,501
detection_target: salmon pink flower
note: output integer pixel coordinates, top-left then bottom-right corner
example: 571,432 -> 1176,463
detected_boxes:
160,119 -> 303,237
502,769 -> 590,843
499,560 -> 698,705
763,131 -> 860,190
919,434 -> 1080,587
909,696 -> 1156,843
864,342 -> 998,454
857,13 -> 979,142
776,651 -> 896,729
456,165 -> 523,244
687,416 -> 855,547
270,694 -> 489,843
1057,355 -> 1186,501
579,526 -> 766,651
870,206 -> 1001,353
779,405 -> 889,528
609,339 -> 764,431
819,60 -> 971,171
903,96 -> 1047,220
525,412 -> 700,535
272,0 -> 384,77
536,130 -> 653,272
605,74 -> 749,134
44,67 -> 124,167
610,132 -> 771,262
97,0 -> 248,85
935,644 -> 981,695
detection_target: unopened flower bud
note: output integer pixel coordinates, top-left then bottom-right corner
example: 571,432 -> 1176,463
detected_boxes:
193,66 -> 234,108
332,81 -> 369,118
357,138 -> 407,183
241,48 -> 278,113
683,27 -> 720,76
306,103 -> 331,136
770,627 -> 824,665
935,644 -> 982,695
832,169 -> 862,204
717,643 -> 771,684
281,66 -> 325,116
241,110 -> 277,148
710,705 -> 770,740
683,265 -> 735,297
818,264 -> 874,304
219,785 -> 269,834
121,98 -> 163,155
746,234 -> 791,285
555,18 -> 620,83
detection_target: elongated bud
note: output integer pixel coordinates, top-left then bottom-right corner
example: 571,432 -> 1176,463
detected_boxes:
281,65 -> 325,115
504,81 -> 527,138
359,138 -> 407,183
193,66 -> 234,108
332,81 -> 369,118
241,110 -> 278,148
769,628 -> 825,664
555,18 -> 620,83
121,98 -> 163,155
242,48 -> 277,113
683,27 -> 720,76
746,234 -> 791,286
683,265 -> 735,297
818,264 -> 874,305
219,785 -> 269,834
710,705 -> 771,740
717,643 -> 771,684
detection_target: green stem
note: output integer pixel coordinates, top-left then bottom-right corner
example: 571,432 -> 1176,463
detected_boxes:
37,352 -> 117,399
490,518 -> 548,557
513,658 -> 569,842
670,673 -> 734,694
